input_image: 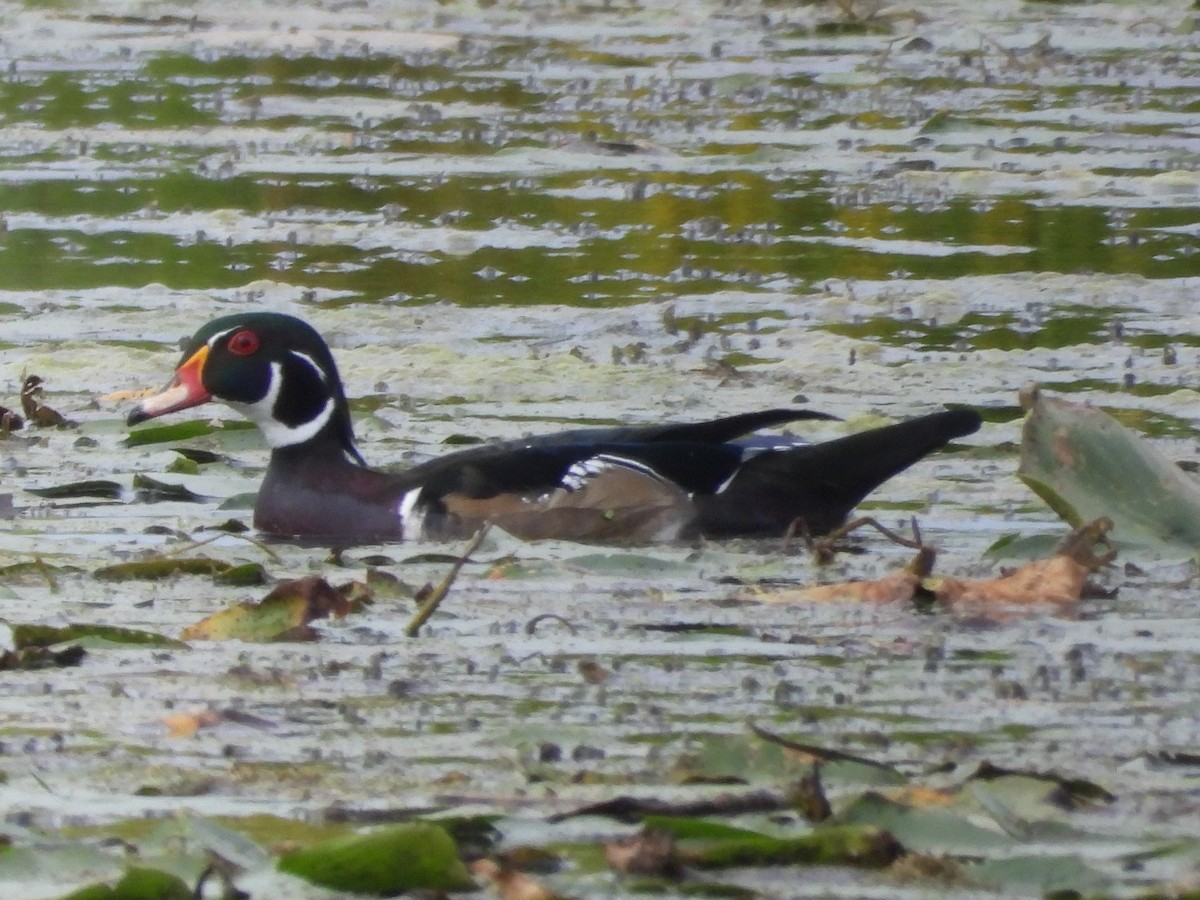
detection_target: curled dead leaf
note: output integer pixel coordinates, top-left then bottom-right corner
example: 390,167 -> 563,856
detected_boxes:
470,858 -> 563,900
181,575 -> 368,642
925,518 -> 1114,613
21,375 -> 68,427
741,547 -> 935,604
164,707 -> 224,738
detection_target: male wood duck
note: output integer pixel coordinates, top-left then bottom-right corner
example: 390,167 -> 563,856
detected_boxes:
127,312 -> 981,545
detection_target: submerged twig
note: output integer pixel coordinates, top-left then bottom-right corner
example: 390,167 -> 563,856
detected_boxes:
405,526 -> 489,638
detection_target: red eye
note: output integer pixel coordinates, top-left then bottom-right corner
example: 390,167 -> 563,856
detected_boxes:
227,329 -> 260,356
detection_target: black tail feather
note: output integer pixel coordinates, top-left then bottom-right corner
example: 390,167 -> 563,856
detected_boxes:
695,409 -> 981,537
506,408 -> 838,449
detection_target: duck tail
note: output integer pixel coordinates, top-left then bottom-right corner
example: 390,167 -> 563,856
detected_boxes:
694,409 -> 981,537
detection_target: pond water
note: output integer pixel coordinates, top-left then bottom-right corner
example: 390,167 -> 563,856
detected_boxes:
1,0 -> 1199,896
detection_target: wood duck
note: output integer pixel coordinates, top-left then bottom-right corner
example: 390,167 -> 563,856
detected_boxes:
127,312 -> 981,545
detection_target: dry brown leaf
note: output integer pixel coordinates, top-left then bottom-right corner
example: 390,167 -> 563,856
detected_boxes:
926,556 -> 1087,606
21,375 -> 68,427
181,575 -> 359,642
164,707 -> 224,738
741,547 -> 935,605
925,518 -> 1114,614
470,858 -> 563,900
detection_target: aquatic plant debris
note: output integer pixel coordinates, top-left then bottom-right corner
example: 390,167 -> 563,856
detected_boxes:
180,574 -> 368,641
277,822 -> 476,894
740,518 -> 1113,615
1,0 -> 1199,895
1019,386 -> 1200,558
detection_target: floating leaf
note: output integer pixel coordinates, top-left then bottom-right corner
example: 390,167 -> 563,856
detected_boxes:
984,531 -> 1062,560
835,792 -> 1018,854
0,643 -> 85,670
277,822 -> 475,894
9,622 -> 182,649
125,419 -> 254,446
165,456 -> 199,475
0,839 -> 119,887
1018,387 -> 1200,556
27,480 -> 122,500
212,562 -> 269,587
564,553 -> 692,575
364,567 -> 416,600
968,854 -> 1110,894
217,492 -> 257,510
0,559 -> 69,587
181,575 -> 366,642
442,433 -> 485,446
966,761 -> 1115,811
924,518 -> 1113,614
172,447 -> 223,464
680,824 -> 902,870
741,548 -> 934,604
58,866 -> 192,900
94,557 -> 231,581
641,817 -> 769,842
131,473 -> 206,503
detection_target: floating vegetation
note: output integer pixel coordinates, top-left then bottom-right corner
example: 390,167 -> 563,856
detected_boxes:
0,0 -> 1199,896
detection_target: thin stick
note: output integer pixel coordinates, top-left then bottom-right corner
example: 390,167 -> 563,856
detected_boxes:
159,530 -> 284,565
405,526 -> 490,638
524,613 -> 578,636
811,515 -> 924,560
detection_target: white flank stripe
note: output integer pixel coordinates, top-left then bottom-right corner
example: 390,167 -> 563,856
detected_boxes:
562,454 -> 664,491
397,488 -> 425,537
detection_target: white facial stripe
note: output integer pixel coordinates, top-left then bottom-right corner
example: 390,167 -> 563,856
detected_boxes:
227,361 -> 335,449
397,488 -> 425,537
206,326 -> 237,349
289,349 -> 328,382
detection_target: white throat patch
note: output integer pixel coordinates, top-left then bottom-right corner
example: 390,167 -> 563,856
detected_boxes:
227,359 -> 335,449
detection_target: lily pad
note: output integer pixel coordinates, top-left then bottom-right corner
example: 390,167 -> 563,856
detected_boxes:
94,558 -> 231,581
681,824 -> 902,870
1018,388 -> 1200,557
968,854 -> 1110,893
125,419 -> 253,446
277,822 -> 475,894
27,480 -> 123,500
212,562 -> 269,586
834,792 -> 1018,854
131,474 -> 206,503
181,575 -> 365,642
674,732 -> 906,789
59,866 -> 192,900
9,622 -> 182,649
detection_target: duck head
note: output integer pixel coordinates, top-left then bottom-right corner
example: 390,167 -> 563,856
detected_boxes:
127,312 -> 364,463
